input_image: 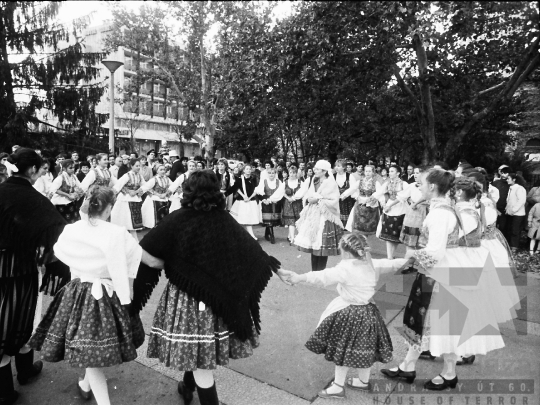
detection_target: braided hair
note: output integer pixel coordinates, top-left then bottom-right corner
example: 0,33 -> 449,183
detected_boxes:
339,231 -> 374,268
425,168 -> 455,198
454,176 -> 486,231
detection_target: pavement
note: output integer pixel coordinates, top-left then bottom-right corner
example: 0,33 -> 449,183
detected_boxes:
10,225 -> 540,405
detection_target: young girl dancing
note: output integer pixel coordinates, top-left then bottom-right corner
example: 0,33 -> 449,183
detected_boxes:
284,232 -> 403,398
29,186 -> 163,405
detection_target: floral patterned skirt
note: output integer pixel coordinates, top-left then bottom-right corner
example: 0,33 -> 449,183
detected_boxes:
395,273 -> 435,349
379,213 -> 405,243
29,279 -> 144,368
352,203 -> 380,235
261,201 -> 282,226
147,282 -> 259,371
338,197 -> 355,227
305,303 -> 393,368
56,201 -> 81,224
282,199 -> 303,226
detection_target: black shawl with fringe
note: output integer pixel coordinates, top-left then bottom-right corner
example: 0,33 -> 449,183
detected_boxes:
132,206 -> 280,341
0,177 -> 67,286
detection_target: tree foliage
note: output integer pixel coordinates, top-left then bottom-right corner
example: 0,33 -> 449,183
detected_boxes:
0,1 -> 107,151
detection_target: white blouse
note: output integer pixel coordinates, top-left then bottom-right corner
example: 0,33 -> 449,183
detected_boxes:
33,172 -> 54,197
284,179 -> 307,201
54,219 -> 142,304
80,167 -> 116,192
255,178 -> 285,202
114,172 -> 146,202
50,173 -> 82,205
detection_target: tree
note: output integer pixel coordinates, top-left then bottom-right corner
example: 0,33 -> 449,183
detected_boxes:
389,1 -> 539,164
0,2 -> 107,151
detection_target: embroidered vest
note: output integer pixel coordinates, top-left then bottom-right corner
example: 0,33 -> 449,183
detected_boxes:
125,172 -> 143,191
334,172 -> 350,195
93,168 -> 111,186
387,178 -> 404,201
418,205 -> 460,249
263,179 -> 280,198
218,171 -> 230,191
358,177 -> 376,197
458,207 -> 482,247
59,173 -> 77,194
153,176 -> 171,194
285,180 -> 301,197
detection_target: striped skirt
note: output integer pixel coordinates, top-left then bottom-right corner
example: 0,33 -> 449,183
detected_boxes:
147,282 -> 259,371
0,250 -> 39,357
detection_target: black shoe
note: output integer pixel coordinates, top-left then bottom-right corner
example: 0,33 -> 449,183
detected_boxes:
456,355 -> 475,366
269,227 -> 275,244
196,383 -> 219,405
77,380 -> 92,400
420,350 -> 437,360
401,266 -> 416,274
0,361 -> 19,405
424,374 -> 458,391
178,381 -> 194,405
380,367 -> 416,384
15,350 -> 43,385
264,227 -> 270,241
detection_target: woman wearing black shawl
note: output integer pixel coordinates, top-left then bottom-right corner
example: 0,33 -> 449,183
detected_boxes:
132,170 -> 290,405
0,148 -> 67,404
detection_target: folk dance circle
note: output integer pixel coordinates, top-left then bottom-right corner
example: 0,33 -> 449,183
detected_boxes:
0,149 -> 522,404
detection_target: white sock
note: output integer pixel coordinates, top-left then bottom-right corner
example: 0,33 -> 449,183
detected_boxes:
324,366 -> 348,393
19,345 -> 31,354
193,369 -> 214,388
393,345 -> 420,372
86,368 -> 111,405
442,353 -> 457,380
245,226 -> 256,238
0,355 -> 10,367
79,370 -> 91,392
357,367 -> 371,383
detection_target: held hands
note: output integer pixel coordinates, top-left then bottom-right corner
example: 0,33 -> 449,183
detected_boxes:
308,197 -> 319,204
276,269 -> 294,286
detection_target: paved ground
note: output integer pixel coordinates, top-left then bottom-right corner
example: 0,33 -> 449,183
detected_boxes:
10,225 -> 540,405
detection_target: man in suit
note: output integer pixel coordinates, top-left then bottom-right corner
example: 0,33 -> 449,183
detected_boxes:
169,150 -> 185,181
402,164 -> 415,184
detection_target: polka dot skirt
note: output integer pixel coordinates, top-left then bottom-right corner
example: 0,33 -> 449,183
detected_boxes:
305,303 -> 393,368
29,279 -> 144,368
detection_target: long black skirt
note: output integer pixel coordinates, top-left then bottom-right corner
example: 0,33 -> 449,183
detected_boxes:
56,201 -> 81,224
0,251 -> 39,357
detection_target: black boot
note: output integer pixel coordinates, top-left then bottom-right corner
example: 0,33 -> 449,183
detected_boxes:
269,227 -> 275,244
0,360 -> 19,405
264,227 -> 271,241
196,383 -> 219,405
178,371 -> 196,405
15,350 -> 43,385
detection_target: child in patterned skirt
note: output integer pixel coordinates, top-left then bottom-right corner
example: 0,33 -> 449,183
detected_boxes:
285,232 -> 405,398
29,187 -> 163,405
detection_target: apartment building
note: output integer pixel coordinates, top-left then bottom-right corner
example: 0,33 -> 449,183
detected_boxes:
84,23 -> 211,158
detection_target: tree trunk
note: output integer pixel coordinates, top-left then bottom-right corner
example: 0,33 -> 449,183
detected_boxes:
199,31 -> 215,166
443,37 -> 540,161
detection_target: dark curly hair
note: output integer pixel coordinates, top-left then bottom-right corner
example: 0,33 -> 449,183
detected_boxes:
181,170 -> 226,211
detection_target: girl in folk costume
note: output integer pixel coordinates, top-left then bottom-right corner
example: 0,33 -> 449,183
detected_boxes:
0,149 -> 67,404
216,158 -> 234,210
112,158 -> 146,238
376,165 -> 409,259
334,159 -> 358,227
33,159 -> 55,198
169,160 -> 197,213
141,164 -> 172,229
398,166 -> 428,273
282,165 -> 307,245
283,233 -> 402,397
255,167 -> 285,244
131,171 -> 291,405
295,160 -> 344,272
381,170 -> 505,391
345,165 -> 382,235
50,159 -> 85,224
227,164 -> 261,240
79,153 -> 116,220
29,187 -> 163,405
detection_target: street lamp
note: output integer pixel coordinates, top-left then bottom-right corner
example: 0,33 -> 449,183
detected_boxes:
102,60 -> 124,154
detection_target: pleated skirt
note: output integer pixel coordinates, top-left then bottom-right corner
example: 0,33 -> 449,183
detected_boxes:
282,199 -> 303,226
56,201 -> 81,224
111,200 -> 144,231
141,198 -> 170,228
29,279 -> 144,367
305,303 -> 393,368
147,282 -> 259,371
0,250 -> 39,357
